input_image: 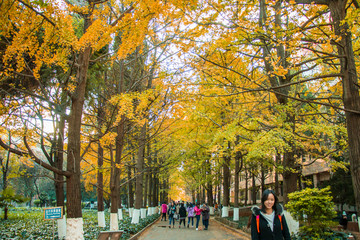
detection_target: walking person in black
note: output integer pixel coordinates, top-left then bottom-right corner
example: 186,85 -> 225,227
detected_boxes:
178,203 -> 187,228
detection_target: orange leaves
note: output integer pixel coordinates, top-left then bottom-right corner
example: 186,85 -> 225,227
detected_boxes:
1,0 -> 75,79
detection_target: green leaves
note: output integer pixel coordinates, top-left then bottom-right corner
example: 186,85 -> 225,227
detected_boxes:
0,187 -> 29,208
286,186 -> 337,237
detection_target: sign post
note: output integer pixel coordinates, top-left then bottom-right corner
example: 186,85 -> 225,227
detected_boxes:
44,207 -> 63,239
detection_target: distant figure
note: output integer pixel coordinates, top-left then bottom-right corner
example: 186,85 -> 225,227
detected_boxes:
168,202 -> 176,228
178,203 -> 187,228
187,203 -> 195,228
194,203 -> 202,230
161,202 -> 167,221
339,211 -> 348,230
175,201 -> 180,220
201,203 -> 210,230
251,189 -> 291,240
351,213 -> 357,222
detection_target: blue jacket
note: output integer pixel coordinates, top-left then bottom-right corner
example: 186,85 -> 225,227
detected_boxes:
251,204 -> 291,240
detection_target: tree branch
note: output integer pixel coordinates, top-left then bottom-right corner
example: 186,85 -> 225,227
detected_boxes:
17,0 -> 56,26
0,136 -> 71,177
110,5 -> 134,27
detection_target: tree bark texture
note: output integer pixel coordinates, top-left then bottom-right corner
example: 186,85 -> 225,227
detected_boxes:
128,167 -> 134,208
97,142 -> 104,212
55,115 -> 65,208
66,43 -> 91,219
328,0 -> 360,214
222,155 -> 231,206
135,123 -> 146,209
206,158 -> 214,206
110,118 -> 125,213
234,153 -> 240,208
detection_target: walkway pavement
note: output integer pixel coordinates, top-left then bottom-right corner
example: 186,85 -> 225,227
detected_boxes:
136,217 -> 251,240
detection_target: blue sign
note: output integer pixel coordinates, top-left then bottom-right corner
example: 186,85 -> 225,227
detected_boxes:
44,207 -> 63,220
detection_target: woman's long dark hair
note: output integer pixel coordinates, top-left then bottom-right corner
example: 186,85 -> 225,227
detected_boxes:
261,189 -> 279,212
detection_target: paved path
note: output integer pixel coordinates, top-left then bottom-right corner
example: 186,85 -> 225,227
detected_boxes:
137,217 -> 250,240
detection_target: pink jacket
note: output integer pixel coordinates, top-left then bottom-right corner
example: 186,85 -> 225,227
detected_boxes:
194,206 -> 202,216
161,204 -> 167,213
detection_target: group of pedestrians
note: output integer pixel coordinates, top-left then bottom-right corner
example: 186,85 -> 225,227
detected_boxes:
161,201 -> 210,230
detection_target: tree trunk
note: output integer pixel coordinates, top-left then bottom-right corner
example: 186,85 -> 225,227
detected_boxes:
54,114 -> 66,238
217,182 -> 221,206
54,116 -> 65,208
66,42 -> 92,239
328,0 -> 360,216
133,123 -> 146,223
2,138 -> 10,220
234,151 -> 241,208
144,172 -> 148,208
206,158 -> 214,206
128,167 -> 134,209
196,186 -> 200,203
111,119 -> 125,213
252,170 -> 257,205
275,152 -> 280,196
148,170 -> 152,206
260,0 -> 298,204
152,155 -> 158,207
245,168 -> 248,206
261,164 -> 265,193
97,100 -> 105,213
222,155 -> 231,207
202,186 -> 206,203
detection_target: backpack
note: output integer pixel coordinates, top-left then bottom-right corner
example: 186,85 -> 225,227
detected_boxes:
256,214 -> 283,233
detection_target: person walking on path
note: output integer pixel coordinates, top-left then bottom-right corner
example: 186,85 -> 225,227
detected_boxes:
178,203 -> 187,228
168,202 -> 176,228
251,189 -> 291,240
187,202 -> 195,228
201,203 -> 210,230
161,202 -> 168,221
194,203 -> 202,230
339,211 -> 348,230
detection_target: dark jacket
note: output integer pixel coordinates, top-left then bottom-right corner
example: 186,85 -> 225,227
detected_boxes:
168,205 -> 176,216
179,205 -> 187,219
251,204 -> 291,240
201,205 -> 210,220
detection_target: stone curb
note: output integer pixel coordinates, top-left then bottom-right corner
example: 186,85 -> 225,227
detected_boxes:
212,217 -> 251,240
128,216 -> 161,240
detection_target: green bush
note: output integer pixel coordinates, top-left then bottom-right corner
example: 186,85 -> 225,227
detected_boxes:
33,200 -> 41,207
286,187 -> 337,239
